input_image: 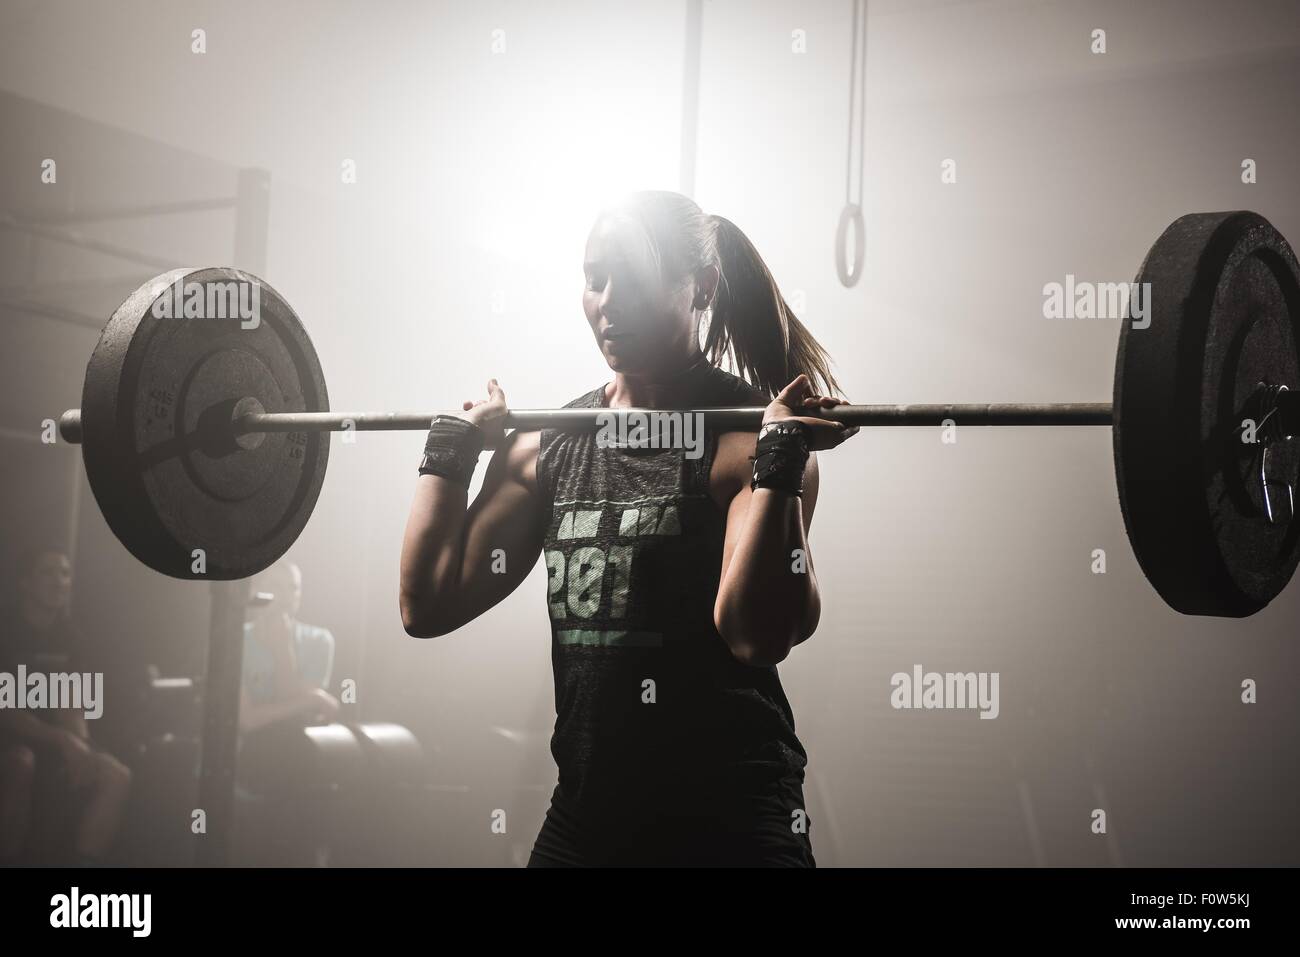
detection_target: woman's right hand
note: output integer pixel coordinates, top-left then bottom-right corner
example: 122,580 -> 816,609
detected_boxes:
763,374 -> 860,450
459,378 -> 509,446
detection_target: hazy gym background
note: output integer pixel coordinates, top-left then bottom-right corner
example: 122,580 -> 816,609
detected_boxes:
2,0 -> 1298,865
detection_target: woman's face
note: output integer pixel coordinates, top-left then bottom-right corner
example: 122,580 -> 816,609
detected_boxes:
582,215 -> 698,378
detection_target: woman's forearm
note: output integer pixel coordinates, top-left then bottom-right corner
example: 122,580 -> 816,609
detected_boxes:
714,488 -> 821,667
398,474 -> 472,636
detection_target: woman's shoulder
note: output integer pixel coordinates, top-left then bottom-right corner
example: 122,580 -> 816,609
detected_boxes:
528,383 -> 608,501
699,367 -> 765,507
697,364 -> 771,408
535,383 -> 608,453
560,383 -> 609,409
501,383 -> 604,456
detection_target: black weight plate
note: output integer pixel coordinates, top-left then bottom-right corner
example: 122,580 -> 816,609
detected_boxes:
1114,211 -> 1300,616
81,268 -> 329,580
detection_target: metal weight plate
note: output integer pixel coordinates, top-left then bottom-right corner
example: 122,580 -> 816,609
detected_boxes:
1114,211 -> 1300,616
80,268 -> 329,580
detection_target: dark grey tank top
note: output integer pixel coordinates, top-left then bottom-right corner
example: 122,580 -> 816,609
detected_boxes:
535,361 -> 808,820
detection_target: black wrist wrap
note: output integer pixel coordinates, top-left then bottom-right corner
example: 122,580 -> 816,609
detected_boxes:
750,421 -> 810,496
418,415 -> 485,487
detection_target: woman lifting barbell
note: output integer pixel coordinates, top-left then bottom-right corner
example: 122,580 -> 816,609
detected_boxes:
398,190 -> 859,867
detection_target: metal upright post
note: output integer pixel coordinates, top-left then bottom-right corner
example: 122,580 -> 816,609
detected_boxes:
193,167 -> 272,866
195,578 -> 250,866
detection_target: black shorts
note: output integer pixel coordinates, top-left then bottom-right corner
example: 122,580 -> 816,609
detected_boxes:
528,773 -> 816,868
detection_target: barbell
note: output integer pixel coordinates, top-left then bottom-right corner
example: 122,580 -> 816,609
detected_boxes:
53,210 -> 1300,617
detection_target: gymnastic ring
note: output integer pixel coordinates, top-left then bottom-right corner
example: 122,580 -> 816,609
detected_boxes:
835,202 -> 866,288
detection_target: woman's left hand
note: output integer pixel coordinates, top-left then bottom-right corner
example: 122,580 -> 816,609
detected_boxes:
762,374 -> 860,451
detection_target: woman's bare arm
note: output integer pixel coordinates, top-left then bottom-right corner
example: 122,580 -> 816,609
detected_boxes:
711,375 -> 857,666
399,421 -> 545,638
712,433 -> 821,667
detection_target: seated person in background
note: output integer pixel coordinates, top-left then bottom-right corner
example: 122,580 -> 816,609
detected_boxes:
240,560 -> 339,737
0,548 -> 131,865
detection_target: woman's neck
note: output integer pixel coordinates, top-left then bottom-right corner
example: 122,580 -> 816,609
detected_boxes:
605,350 -> 711,409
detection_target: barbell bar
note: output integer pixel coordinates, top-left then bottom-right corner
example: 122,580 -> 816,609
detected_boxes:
58,402 -> 1116,445
238,403 -> 1125,431
57,397 -> 1300,440
49,210 -> 1300,616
